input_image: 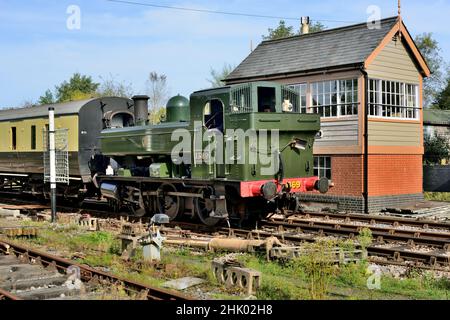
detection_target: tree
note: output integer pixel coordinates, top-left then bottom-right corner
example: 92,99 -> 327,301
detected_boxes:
55,73 -> 99,102
262,20 -> 326,41
434,77 -> 450,109
262,20 -> 295,40
207,63 -> 235,88
415,33 -> 446,107
424,133 -> 450,165
38,89 -> 55,105
309,21 -> 326,33
146,72 -> 169,111
149,107 -> 166,125
97,74 -> 134,98
19,100 -> 36,108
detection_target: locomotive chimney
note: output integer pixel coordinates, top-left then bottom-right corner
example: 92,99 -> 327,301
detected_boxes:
301,16 -> 310,34
132,95 -> 149,126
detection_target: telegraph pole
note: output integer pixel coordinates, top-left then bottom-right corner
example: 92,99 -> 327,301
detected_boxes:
48,107 -> 57,223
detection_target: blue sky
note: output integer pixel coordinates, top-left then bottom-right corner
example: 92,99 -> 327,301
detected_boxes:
1,0 -> 449,107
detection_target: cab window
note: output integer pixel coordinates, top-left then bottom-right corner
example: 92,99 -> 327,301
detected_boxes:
258,87 -> 276,113
204,100 -> 224,132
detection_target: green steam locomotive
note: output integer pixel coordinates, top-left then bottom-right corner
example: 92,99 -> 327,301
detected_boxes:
93,81 -> 330,226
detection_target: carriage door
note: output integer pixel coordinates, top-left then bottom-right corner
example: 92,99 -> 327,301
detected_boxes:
203,100 -> 225,178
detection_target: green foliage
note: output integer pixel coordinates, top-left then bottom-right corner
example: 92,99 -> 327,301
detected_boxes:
257,276 -> 302,300
334,261 -> 368,287
379,273 -> 450,300
77,231 -> 114,244
37,73 -> 133,106
424,192 -> 450,202
357,228 -> 373,251
434,77 -> 450,109
309,21 -> 326,33
55,73 -> 99,102
292,240 -> 337,300
82,253 -> 115,267
262,20 -> 326,40
207,63 -> 235,88
38,89 -> 55,105
424,133 -> 450,164
148,107 -> 166,124
262,20 -> 295,40
97,74 -> 134,98
108,240 -> 123,255
415,33 -> 446,107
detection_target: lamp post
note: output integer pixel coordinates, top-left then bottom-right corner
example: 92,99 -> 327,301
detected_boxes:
48,107 -> 57,223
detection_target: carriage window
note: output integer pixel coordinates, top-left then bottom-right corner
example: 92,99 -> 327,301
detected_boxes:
204,100 -> 224,132
11,127 -> 17,150
31,125 -> 36,150
258,87 -> 276,113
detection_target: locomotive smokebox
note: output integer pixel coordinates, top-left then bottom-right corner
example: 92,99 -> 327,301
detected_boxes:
132,95 -> 150,126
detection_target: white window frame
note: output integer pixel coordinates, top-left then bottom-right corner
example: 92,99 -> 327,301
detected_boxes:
368,79 -> 419,120
288,83 -> 308,113
310,79 -> 359,119
314,156 -> 332,180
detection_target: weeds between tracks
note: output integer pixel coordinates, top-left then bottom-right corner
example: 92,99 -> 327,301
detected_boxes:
3,219 -> 450,300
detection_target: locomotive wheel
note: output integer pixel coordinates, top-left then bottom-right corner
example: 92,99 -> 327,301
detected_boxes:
194,189 -> 221,227
157,183 -> 184,221
131,206 -> 146,217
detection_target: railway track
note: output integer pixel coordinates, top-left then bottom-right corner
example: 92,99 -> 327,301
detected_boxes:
278,211 -> 450,232
0,239 -> 191,300
1,195 -> 450,270
261,218 -> 450,249
165,221 -> 450,269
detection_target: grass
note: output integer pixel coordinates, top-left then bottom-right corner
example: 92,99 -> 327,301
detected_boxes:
6,219 -> 450,300
424,192 -> 450,202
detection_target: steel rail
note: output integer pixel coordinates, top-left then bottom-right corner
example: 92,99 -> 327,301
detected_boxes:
280,211 -> 450,231
261,219 -> 450,249
0,240 -> 191,301
368,257 -> 450,272
368,246 -> 450,266
166,222 -> 450,268
0,287 -> 21,300
2,194 -> 450,233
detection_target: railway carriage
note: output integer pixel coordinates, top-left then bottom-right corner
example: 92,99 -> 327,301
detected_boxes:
0,97 -> 134,199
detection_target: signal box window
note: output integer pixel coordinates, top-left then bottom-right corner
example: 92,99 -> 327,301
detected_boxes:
31,125 -> 36,150
314,156 -> 331,179
258,87 -> 276,113
11,127 -> 17,150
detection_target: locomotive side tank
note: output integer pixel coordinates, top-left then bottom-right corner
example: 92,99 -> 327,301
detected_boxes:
98,82 -> 330,226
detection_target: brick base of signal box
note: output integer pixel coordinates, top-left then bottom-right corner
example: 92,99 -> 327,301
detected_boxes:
299,154 -> 424,213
